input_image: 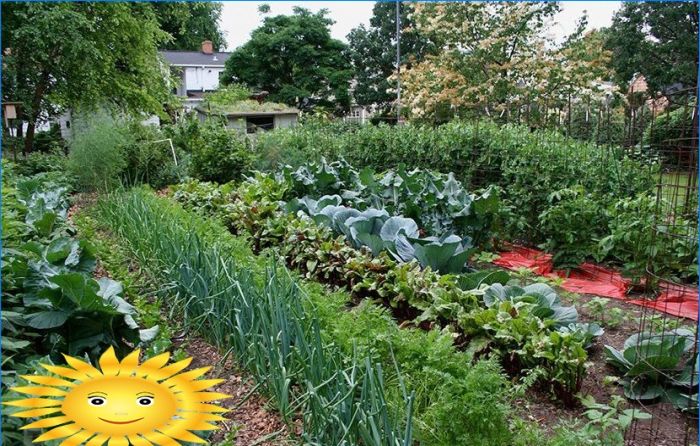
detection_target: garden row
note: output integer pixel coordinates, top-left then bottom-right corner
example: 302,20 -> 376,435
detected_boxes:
254,120 -> 698,283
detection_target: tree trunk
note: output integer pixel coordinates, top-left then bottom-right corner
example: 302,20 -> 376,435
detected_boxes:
23,71 -> 50,155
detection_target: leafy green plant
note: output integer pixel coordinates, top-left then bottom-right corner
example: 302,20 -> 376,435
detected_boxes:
605,329 -> 698,412
583,297 -> 629,329
554,395 -> 653,446
187,119 -> 256,183
538,187 -> 608,269
482,283 -> 579,328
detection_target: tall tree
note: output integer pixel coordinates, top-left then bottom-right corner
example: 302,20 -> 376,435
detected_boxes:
221,7 -> 351,111
346,2 -> 434,117
605,2 -> 698,92
152,3 -> 227,51
2,3 -> 171,153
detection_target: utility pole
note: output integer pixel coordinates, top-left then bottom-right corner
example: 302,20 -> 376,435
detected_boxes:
396,0 -> 401,124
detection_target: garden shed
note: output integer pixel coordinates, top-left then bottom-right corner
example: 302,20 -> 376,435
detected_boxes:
195,101 -> 299,134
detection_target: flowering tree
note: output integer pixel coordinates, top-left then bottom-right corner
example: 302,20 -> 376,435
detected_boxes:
399,3 -> 613,122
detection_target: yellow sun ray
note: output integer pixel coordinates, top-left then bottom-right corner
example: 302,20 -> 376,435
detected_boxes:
20,415 -> 71,430
40,364 -> 91,382
157,424 -> 207,444
98,347 -> 121,377
11,407 -> 63,418
12,386 -> 68,397
34,422 -> 81,442
186,391 -> 231,403
142,430 -> 181,446
62,354 -> 101,378
117,349 -> 141,374
58,430 -> 93,446
176,378 -> 224,392
85,433 -> 110,446
135,352 -> 171,377
10,348 -> 229,445
162,366 -> 211,386
127,434 -> 155,446
4,397 -> 62,408
20,375 -> 75,388
148,357 -> 192,381
107,436 -> 129,446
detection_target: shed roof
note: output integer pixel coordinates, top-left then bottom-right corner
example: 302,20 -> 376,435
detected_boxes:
196,100 -> 299,117
160,50 -> 231,67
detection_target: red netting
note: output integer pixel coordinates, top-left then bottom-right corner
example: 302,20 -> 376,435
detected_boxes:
492,245 -> 698,321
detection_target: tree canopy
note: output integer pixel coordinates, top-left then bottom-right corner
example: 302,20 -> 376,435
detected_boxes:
2,2 -> 171,152
605,2 -> 698,92
152,2 -> 227,52
221,7 -> 351,111
346,1 -> 435,117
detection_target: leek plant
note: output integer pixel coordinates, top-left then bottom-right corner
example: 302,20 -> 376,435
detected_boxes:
95,189 -> 413,446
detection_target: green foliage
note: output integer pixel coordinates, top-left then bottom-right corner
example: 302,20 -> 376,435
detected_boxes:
281,158 -> 501,245
221,7 -> 351,111
605,2 -> 697,91
182,119 -> 255,183
120,120 -> 185,189
597,193 -> 698,283
171,176 -> 599,406
346,2 -> 435,115
67,113 -> 131,191
12,148 -> 68,178
201,84 -> 252,107
152,2 -> 226,51
605,329 -> 698,413
1,171 -> 155,368
549,395 -> 651,446
538,187 -> 608,268
642,106 -> 696,167
583,297 -> 629,329
255,120 -> 678,280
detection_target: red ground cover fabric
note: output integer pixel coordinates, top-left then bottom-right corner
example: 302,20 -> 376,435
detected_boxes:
492,245 -> 698,321
629,283 -> 699,321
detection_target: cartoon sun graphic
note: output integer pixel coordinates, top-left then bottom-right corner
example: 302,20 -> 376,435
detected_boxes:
5,347 -> 230,445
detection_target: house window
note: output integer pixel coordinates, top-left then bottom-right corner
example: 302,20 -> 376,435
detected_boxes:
246,116 -> 274,134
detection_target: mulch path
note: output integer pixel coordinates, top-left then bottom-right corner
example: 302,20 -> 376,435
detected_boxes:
173,336 -> 292,446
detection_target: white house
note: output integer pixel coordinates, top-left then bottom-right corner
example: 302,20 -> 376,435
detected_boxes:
160,40 -> 232,111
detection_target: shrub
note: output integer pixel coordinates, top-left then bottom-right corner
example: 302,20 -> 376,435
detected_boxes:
67,112 -> 131,191
121,120 -> 185,189
187,119 -> 256,183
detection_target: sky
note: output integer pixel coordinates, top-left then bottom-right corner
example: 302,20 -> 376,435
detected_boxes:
219,1 -> 622,51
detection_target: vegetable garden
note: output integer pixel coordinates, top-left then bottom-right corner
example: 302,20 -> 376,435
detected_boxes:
3,102 -> 698,446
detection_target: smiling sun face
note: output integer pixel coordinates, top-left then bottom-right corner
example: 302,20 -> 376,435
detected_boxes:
5,347 -> 229,446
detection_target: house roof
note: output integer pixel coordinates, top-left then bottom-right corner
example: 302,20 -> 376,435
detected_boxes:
160,50 -> 231,67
